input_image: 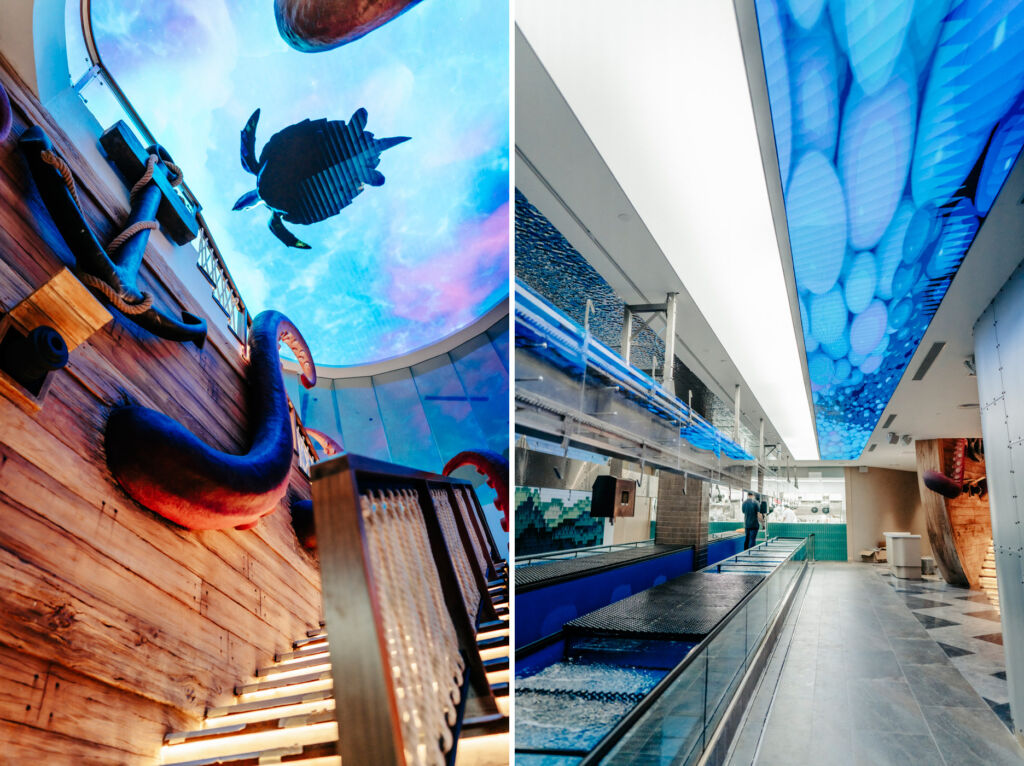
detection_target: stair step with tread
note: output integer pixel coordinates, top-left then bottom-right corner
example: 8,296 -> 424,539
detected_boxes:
236,670 -> 332,695
275,645 -> 331,662
160,720 -> 337,766
208,690 -> 334,719
256,657 -> 331,677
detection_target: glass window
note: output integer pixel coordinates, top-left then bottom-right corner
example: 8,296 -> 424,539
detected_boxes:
449,329 -> 510,456
372,368 -> 439,471
333,377 -> 390,461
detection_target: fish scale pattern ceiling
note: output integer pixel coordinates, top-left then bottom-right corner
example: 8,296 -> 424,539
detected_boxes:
754,0 -> 1024,459
89,0 -> 508,366
515,190 -> 756,449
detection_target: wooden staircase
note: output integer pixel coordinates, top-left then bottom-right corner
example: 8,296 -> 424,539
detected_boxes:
159,613 -> 510,766
981,540 -> 1000,613
160,624 -> 339,766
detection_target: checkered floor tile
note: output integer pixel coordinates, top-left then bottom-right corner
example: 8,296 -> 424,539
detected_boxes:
881,569 -> 1009,730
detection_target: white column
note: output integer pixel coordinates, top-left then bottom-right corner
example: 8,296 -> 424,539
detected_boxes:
975,264 -> 1024,743
662,292 -> 678,393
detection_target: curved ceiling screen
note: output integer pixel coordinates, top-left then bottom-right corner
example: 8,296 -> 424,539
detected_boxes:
90,0 -> 509,365
754,0 -> 1024,458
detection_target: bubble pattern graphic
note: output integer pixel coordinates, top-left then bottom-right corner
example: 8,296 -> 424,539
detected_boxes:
756,0 -> 1024,458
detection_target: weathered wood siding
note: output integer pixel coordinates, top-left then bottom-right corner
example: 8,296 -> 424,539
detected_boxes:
915,438 -> 992,590
0,57 -> 322,762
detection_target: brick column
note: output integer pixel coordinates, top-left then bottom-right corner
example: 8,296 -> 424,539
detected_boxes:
656,472 -> 709,568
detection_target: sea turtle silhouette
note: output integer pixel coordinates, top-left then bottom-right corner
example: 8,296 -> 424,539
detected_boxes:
232,108 -> 409,249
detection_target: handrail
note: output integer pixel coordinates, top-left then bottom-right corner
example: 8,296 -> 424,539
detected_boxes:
75,0 -> 318,474
515,538 -> 656,566
577,537 -> 807,764
516,280 -> 755,461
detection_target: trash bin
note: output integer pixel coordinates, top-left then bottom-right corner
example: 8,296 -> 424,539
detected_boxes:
890,535 -> 922,580
883,532 -> 912,576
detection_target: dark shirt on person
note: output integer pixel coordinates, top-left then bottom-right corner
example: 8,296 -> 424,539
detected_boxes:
742,499 -> 761,529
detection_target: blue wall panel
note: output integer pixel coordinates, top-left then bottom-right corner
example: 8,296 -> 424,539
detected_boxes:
515,548 -> 694,650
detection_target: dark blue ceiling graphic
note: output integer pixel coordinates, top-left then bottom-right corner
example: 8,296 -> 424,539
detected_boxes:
515,189 -> 754,446
755,0 -> 1024,459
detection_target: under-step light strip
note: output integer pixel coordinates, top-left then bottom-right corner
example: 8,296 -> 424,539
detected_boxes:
271,650 -> 331,667
160,720 -> 337,764
479,646 -> 507,663
204,698 -> 337,729
237,678 -> 334,704
254,662 -> 332,682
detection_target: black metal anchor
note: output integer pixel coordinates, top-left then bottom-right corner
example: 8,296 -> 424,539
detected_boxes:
19,121 -> 207,346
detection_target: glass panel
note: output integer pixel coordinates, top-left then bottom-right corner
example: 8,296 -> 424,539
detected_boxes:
705,610 -> 747,735
485,318 -> 509,373
746,588 -> 767,656
298,379 -> 343,448
449,331 -> 510,454
76,71 -> 141,140
601,654 -> 707,765
411,354 -> 487,461
64,0 -> 93,85
333,377 -> 390,461
372,368 -> 439,471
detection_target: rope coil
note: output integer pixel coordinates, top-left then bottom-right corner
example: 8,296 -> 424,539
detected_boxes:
77,272 -> 153,315
38,148 -> 184,315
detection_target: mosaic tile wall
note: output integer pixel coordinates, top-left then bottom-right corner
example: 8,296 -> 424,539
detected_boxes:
515,487 -> 604,556
515,190 -> 754,446
708,521 -> 848,561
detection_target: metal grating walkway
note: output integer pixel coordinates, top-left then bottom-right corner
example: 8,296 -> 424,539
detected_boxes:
516,545 -> 689,591
564,572 -> 764,642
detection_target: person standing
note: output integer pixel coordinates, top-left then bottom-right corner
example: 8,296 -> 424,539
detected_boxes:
742,492 -> 765,550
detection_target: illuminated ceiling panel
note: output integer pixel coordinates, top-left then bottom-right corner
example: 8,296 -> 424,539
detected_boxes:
89,0 -> 508,365
752,0 -> 1024,459
516,1 -> 819,460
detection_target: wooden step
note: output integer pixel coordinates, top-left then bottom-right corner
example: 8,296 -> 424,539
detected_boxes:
167,711 -> 335,747
477,635 -> 509,651
162,743 -> 339,766
236,669 -> 332,696
482,656 -> 509,672
277,644 -> 329,662
292,634 -> 329,649
208,689 -> 334,720
160,720 -> 337,766
256,656 -> 331,677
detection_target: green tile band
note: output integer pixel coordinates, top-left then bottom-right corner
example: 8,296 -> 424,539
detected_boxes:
709,521 -> 848,561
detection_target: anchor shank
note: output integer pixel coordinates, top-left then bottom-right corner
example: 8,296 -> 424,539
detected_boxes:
111,182 -> 161,290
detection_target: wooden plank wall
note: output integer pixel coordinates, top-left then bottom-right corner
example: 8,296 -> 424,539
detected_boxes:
943,439 -> 992,591
915,438 -> 992,590
0,56 -> 322,763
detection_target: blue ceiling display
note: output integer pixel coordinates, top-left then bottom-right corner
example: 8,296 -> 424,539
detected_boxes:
90,0 -> 508,366
753,0 -> 1024,459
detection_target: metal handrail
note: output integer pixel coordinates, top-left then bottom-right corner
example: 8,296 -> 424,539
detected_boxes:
577,536 -> 808,764
515,538 -> 657,566
75,0 -> 318,473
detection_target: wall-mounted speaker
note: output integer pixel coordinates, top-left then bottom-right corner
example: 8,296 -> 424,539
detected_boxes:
591,475 -> 636,518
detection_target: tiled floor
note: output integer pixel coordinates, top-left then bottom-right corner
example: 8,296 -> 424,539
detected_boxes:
740,562 -> 1024,766
880,568 -> 1012,729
